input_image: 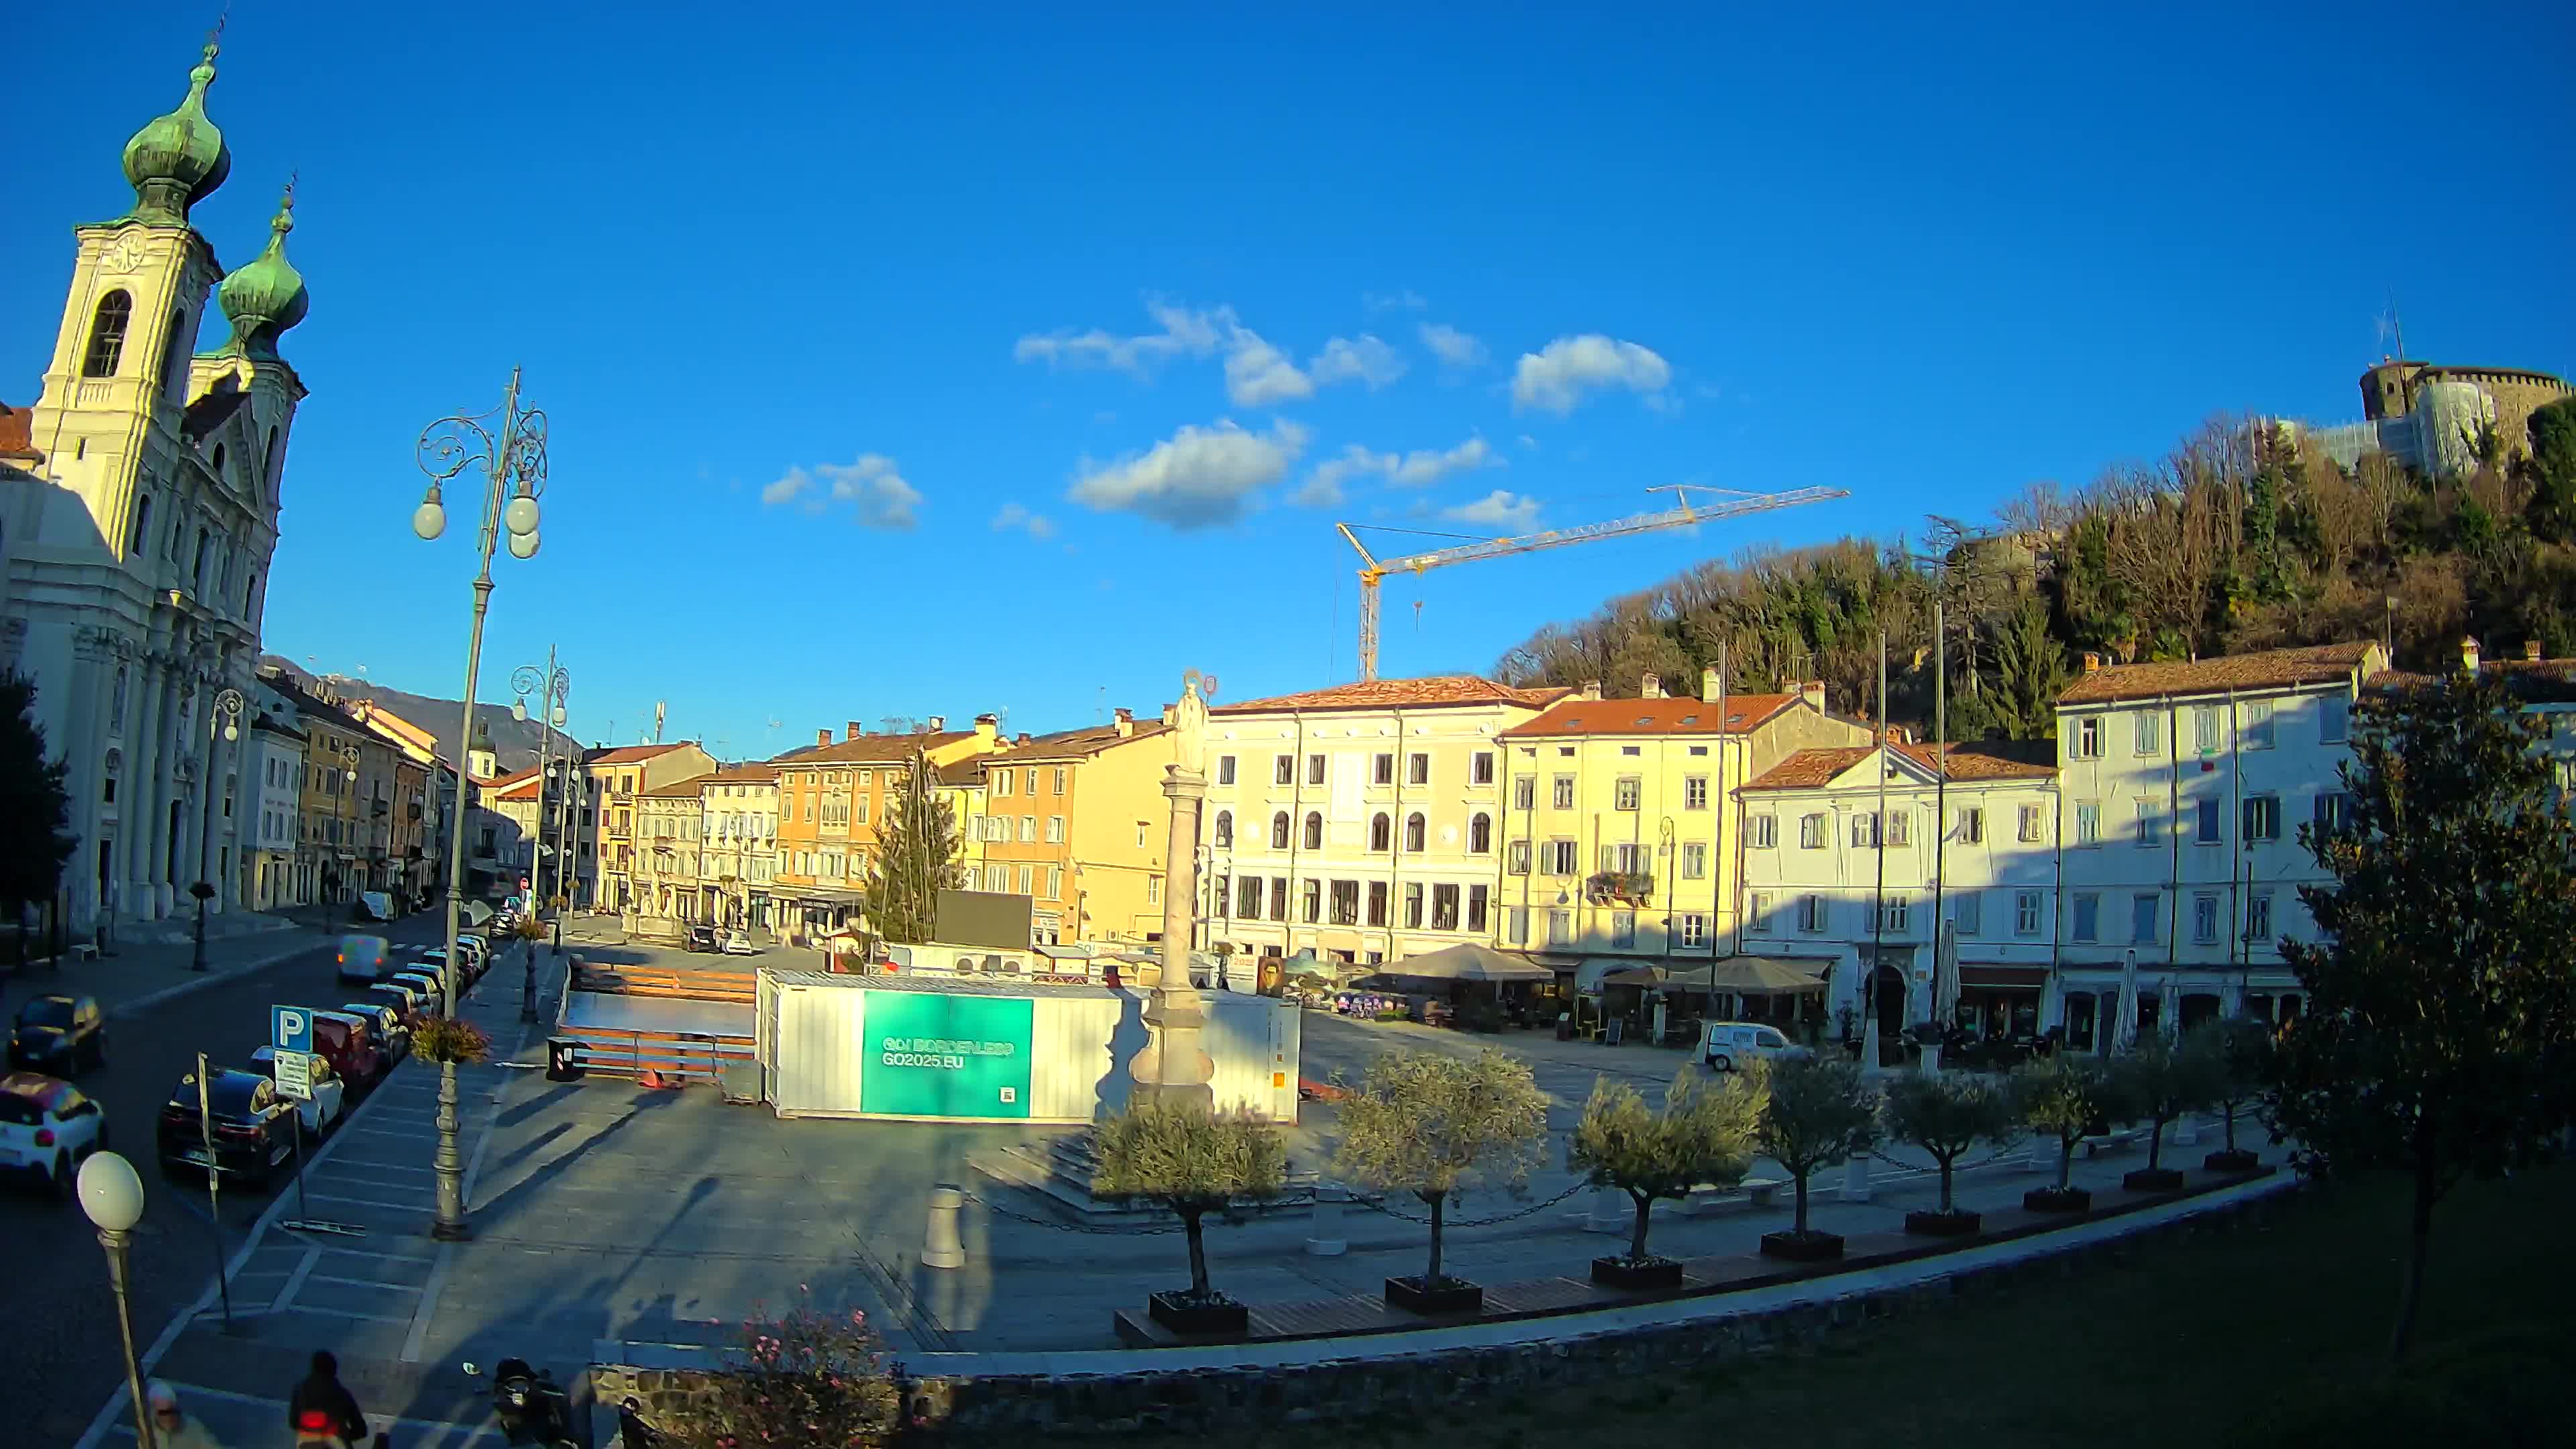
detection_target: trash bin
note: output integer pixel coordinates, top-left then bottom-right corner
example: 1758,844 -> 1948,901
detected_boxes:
546,1036 -> 586,1083
1556,1012 -> 1574,1042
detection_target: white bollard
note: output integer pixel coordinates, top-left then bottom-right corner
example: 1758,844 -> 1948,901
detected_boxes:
1305,1186 -> 1348,1257
2024,1132 -> 2055,1174
1840,1155 -> 1872,1203
1921,1043 -> 1942,1075
2174,1112 -> 2199,1148
1585,1185 -> 1627,1234
923,1185 -> 966,1269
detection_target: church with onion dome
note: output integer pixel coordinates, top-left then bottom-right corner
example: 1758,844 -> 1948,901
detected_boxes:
0,31 -> 313,935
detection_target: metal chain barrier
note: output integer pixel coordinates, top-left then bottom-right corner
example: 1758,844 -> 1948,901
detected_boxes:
1350,1179 -> 1590,1228
959,1187 -> 1326,1235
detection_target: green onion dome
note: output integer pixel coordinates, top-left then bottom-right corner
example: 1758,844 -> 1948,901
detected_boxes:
215,183 -> 309,360
121,41 -> 231,225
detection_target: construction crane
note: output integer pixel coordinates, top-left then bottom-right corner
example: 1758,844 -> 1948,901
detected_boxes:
1335,484 -> 1849,681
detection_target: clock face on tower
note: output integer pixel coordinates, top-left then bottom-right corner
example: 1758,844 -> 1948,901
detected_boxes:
102,235 -> 146,276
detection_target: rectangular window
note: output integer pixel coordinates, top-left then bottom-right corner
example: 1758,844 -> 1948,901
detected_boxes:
1301,879 -> 1322,924
1551,775 -> 1576,810
1047,865 -> 1062,899
2135,712 -> 2162,755
1506,840 -> 1531,875
996,771 -> 1013,797
1678,912 -> 1707,949
2245,890 -> 2275,944
2313,792 -> 2354,833
1269,877 -> 1289,922
2072,893 -> 2100,943
2243,699 -> 2276,749
1238,876 -> 1262,918
1680,841 -> 1708,879
1953,892 -> 1983,935
1546,908 -> 1572,945
1404,882 -> 1425,928
1878,894 -> 1909,933
1506,906 -> 1530,946
1610,910 -> 1637,948
1749,814 -> 1778,849
2320,696 -> 2351,745
1367,879 -> 1388,926
1885,810 -> 1911,848
1471,752 -> 1495,786
1852,812 -> 1878,849
1020,815 -> 1036,843
1307,754 -> 1326,786
2194,706 -> 2221,753
1801,813 -> 1827,849
1682,775 -> 1709,810
1947,806 -> 1982,844
1542,839 -> 1578,875
1408,753 -> 1430,786
2075,801 -> 2100,845
2016,890 -> 2043,936
2196,798 -> 2222,844
1512,775 -> 1536,811
2193,892 -> 2220,944
2243,795 -> 2281,842
2131,893 -> 2159,945
1598,842 -> 1650,874
1330,879 -> 1358,925
1045,815 -> 1065,843
1274,754 -> 1294,786
1018,864 -> 1036,896
1799,894 -> 1827,934
1373,753 -> 1395,785
1614,777 -> 1642,811
2074,716 -> 2102,759
1749,892 -> 1774,932
2135,800 -> 2161,847
1135,820 -> 1150,849
1218,755 -> 1236,786
1433,883 -> 1460,930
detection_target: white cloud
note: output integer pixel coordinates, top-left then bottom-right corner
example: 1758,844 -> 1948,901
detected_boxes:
1309,333 -> 1407,390
1364,289 -> 1428,311
759,455 -> 922,528
1069,419 -> 1310,529
1511,334 -> 1673,414
1013,299 -> 1228,375
1224,331 -> 1313,407
1444,488 -> 1541,531
1517,433 -> 1540,451
1291,435 -> 1501,508
991,502 -> 1057,539
1419,322 -> 1487,370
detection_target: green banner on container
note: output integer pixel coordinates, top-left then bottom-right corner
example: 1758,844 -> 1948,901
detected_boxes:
860,992 -> 1034,1120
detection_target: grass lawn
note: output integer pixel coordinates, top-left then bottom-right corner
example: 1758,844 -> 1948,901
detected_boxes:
1131,1165 -> 2576,1448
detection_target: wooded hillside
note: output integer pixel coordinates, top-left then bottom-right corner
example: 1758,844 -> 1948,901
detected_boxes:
1493,399 -> 2576,741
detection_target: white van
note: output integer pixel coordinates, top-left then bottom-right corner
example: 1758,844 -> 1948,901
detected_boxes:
1697,1020 -> 1812,1072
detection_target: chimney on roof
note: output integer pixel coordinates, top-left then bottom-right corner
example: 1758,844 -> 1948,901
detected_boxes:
2461,636 -> 2481,675
1580,680 -> 1603,701
2525,639 -> 2544,663
1015,732 -> 1030,745
1114,707 -> 1134,737
2082,651 -> 2102,674
1701,665 -> 1721,704
974,712 -> 998,744
1801,681 -> 1827,714
846,720 -> 863,742
926,714 -> 945,733
816,728 -> 831,748
1640,672 -> 1663,699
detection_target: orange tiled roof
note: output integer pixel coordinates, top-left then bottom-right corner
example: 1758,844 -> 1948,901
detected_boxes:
2057,643 -> 2381,706
0,400 -> 39,462
1500,693 -> 1799,738
781,731 -> 972,765
706,763 -> 779,784
2373,654 -> 2576,701
991,721 -> 1171,761
643,773 -> 714,798
1214,676 -> 1570,715
584,742 -> 698,765
1743,742 -> 2056,791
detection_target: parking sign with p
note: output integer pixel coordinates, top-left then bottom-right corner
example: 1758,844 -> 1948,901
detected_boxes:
272,1005 -> 313,1055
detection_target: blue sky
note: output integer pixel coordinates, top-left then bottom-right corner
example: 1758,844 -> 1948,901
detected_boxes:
11,1 -> 2572,759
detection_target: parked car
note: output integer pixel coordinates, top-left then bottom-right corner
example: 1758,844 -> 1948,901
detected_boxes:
390,971 -> 446,1009
1697,1020 -> 1814,1072
685,924 -> 720,954
336,934 -> 391,985
368,981 -> 427,1023
9,995 -> 107,1074
339,1003 -> 411,1063
157,1067 -> 298,1186
250,1046 -> 347,1135
0,1072 -> 108,1197
719,930 -> 758,956
300,1012 -> 384,1088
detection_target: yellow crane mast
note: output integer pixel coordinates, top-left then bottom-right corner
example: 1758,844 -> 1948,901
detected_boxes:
1335,484 -> 1849,681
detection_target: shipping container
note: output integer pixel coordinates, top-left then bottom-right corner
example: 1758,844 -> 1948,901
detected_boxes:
755,969 -> 1299,1124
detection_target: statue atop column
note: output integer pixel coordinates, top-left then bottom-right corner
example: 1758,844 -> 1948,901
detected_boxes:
1171,669 -> 1209,779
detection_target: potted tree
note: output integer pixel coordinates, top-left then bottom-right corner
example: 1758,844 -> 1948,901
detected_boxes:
1568,1067 -> 1764,1288
1754,1058 -> 1882,1262
2194,1016 -> 2272,1173
1334,1049 -> 1550,1315
2106,1026 -> 2220,1191
1090,1099 -> 1287,1337
1883,1069 -> 2019,1235
2012,1053 -> 2110,1213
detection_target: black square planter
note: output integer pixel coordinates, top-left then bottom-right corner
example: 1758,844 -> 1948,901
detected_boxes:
1146,1290 -> 1248,1336
1590,1255 -> 1685,1290
1383,1275 -> 1483,1316
2123,1167 -> 2186,1192
1758,1229 -> 1845,1263
2203,1148 -> 2261,1173
1904,1208 -> 1982,1237
2024,1187 -> 2092,1214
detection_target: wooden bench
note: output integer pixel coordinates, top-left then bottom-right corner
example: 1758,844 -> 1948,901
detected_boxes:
2081,1127 -> 2150,1159
1683,1175 -> 1786,1215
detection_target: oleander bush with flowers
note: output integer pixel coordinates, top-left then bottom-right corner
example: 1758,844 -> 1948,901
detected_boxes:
676,1288 -> 903,1448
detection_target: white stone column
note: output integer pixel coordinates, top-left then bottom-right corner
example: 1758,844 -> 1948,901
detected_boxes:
1127,763 -> 1214,1111
127,657 -> 169,920
61,633 -> 111,931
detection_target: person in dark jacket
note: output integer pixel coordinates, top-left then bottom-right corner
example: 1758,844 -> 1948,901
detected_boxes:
286,1350 -> 368,1446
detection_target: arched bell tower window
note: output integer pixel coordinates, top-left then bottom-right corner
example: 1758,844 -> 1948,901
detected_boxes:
211,443 -> 227,474
83,291 -> 133,377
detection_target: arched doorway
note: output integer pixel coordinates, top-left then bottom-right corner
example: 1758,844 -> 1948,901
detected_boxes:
1869,959 -> 1907,1057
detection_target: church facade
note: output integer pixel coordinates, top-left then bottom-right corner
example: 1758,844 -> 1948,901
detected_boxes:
0,36 -> 311,933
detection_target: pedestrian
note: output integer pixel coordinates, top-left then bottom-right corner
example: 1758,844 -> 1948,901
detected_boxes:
290,1408 -> 340,1447
285,1350 -> 368,1446
145,1381 -> 229,1449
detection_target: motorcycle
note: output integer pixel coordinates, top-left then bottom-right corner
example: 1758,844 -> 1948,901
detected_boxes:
464,1358 -> 580,1448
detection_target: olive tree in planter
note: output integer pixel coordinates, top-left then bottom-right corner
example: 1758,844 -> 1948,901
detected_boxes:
2106,1026 -> 2221,1191
1568,1066 -> 1764,1288
1089,1099 -> 1287,1337
1334,1049 -> 1550,1315
2194,1016 -> 2273,1173
1754,1057 -> 1881,1262
1882,1069 -> 2019,1236
2012,1053 -> 2110,1213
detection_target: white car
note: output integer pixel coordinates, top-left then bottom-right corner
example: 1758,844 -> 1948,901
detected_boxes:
0,1071 -> 109,1197
1697,1020 -> 1815,1073
250,1046 -> 346,1136
719,931 -> 758,956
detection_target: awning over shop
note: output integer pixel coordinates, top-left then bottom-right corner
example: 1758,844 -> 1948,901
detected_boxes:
1687,956 -> 1833,994
780,888 -> 867,906
1375,942 -> 1556,983
1959,965 -> 2049,989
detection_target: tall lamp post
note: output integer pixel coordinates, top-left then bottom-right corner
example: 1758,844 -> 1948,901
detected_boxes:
511,651 -> 572,949
325,743 -> 360,935
413,368 -> 548,1242
191,689 -> 244,972
78,1152 -> 156,1449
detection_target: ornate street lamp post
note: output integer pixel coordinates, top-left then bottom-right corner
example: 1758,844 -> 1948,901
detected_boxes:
190,689 -> 243,972
78,1152 -> 156,1449
511,651 -> 573,944
413,368 -> 547,1242
326,743 -> 360,935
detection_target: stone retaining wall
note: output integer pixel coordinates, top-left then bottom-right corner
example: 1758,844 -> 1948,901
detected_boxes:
592,1181 -> 2298,1440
